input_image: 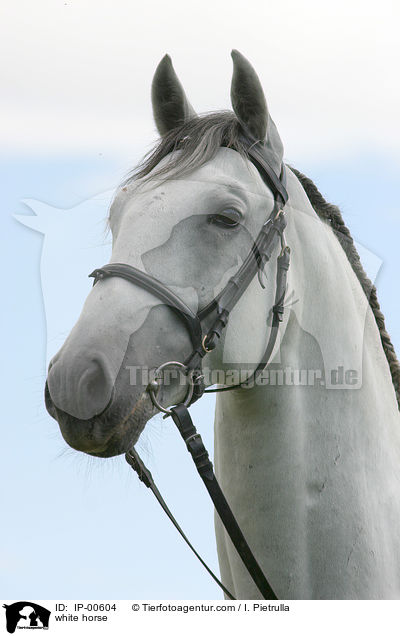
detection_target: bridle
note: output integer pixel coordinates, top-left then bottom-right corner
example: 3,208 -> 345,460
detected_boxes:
89,134 -> 290,600
90,136 -> 290,404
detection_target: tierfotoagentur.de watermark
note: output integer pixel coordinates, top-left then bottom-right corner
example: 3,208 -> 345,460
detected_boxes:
126,364 -> 359,389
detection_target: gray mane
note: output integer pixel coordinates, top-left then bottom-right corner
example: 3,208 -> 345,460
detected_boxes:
124,112 -> 249,183
124,112 -> 400,408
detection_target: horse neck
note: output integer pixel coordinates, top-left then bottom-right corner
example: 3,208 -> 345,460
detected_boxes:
215,168 -> 399,477
213,171 -> 400,600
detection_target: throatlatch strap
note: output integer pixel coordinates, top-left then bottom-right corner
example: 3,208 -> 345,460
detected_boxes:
170,403 -> 278,600
125,447 -> 235,600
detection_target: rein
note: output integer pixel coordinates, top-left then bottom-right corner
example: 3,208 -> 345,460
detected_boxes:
89,136 -> 290,599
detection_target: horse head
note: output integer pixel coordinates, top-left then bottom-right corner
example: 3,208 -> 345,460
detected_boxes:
45,51 -> 288,457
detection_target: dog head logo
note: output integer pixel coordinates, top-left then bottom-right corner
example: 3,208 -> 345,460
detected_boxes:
2,602 -> 50,633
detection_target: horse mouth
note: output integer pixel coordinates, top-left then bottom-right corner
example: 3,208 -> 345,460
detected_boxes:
44,381 -> 155,457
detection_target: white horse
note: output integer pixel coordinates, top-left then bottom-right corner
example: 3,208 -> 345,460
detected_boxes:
45,51 -> 400,599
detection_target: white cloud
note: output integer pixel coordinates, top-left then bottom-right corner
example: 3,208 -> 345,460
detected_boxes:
1,0 -> 399,162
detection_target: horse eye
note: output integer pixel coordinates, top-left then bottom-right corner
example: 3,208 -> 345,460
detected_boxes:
208,209 -> 241,228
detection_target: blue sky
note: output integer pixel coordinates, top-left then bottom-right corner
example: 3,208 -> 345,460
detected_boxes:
2,0 -> 400,601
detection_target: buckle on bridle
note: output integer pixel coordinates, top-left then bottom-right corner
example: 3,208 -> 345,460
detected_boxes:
202,334 -> 214,353
147,361 -> 195,415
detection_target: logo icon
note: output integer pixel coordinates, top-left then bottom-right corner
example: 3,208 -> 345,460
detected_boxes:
2,602 -> 51,633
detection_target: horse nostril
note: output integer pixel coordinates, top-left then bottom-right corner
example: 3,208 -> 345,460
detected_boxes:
46,353 -> 114,420
76,359 -> 112,416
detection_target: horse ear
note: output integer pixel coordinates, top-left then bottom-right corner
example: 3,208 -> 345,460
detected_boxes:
151,54 -> 197,136
230,50 -> 283,162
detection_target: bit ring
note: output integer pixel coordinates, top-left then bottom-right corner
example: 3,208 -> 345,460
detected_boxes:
147,361 -> 194,415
